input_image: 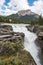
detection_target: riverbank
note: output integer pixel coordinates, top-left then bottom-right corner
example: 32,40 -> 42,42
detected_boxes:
26,25 -> 43,48
0,24 -> 36,65
26,24 -> 43,65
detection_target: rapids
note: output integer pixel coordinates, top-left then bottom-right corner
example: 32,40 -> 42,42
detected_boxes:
2,24 -> 41,65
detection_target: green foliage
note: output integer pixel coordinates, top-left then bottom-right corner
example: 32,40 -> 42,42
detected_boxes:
31,15 -> 43,25
0,14 -> 37,24
0,38 -> 24,56
0,14 -> 43,25
0,50 -> 35,65
38,15 -> 43,25
0,38 -> 36,65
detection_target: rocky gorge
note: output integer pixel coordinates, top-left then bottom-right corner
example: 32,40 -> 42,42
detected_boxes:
26,25 -> 43,65
26,25 -> 43,49
0,24 -> 36,65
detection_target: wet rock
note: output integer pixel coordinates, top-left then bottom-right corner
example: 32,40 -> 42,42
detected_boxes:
37,31 -> 43,50
26,25 -> 34,32
0,24 -> 36,65
26,25 -> 41,35
0,25 -> 25,42
35,27 -> 43,65
0,24 -> 25,55
26,25 -> 43,64
0,25 -> 13,31
0,33 -> 25,42
38,32 -> 43,40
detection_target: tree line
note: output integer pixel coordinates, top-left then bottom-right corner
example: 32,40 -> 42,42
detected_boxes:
0,15 -> 43,25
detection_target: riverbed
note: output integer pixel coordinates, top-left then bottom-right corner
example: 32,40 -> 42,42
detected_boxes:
1,23 -> 41,65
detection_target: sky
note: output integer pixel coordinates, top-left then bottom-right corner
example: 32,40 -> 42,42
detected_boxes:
0,0 -> 43,16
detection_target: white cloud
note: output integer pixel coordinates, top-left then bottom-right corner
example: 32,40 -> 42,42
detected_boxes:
0,0 -> 43,16
0,0 -> 5,7
0,0 -> 29,16
29,0 -> 43,16
8,0 -> 29,10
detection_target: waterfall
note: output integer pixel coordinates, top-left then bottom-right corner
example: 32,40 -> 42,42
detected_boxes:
2,24 -> 41,65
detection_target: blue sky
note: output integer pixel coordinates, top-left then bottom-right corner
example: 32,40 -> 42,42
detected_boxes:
4,0 -> 37,6
0,0 -> 43,16
2,0 -> 36,10
4,0 -> 10,6
28,0 -> 37,6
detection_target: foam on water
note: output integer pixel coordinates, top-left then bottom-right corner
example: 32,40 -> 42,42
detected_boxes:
2,24 -> 41,65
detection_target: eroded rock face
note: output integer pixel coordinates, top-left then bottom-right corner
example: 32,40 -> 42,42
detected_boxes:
37,31 -> 43,54
26,25 -> 34,32
26,25 -> 43,41
0,25 -> 13,32
0,25 -> 25,42
38,32 -> 43,40
0,24 -> 36,65
0,25 -> 25,55
26,25 -> 43,65
26,25 -> 41,34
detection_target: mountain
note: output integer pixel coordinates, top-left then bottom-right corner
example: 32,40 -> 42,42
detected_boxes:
0,9 -> 39,23
17,9 -> 38,17
8,9 -> 39,22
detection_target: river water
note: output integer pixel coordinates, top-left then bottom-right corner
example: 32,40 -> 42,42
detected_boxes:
2,24 -> 41,65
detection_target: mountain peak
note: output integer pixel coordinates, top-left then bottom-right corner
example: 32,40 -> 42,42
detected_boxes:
17,9 -> 31,16
17,9 -> 38,17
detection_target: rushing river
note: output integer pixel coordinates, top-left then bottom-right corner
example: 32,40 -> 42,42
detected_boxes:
2,24 -> 41,65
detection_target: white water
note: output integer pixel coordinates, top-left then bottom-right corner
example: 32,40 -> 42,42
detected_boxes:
2,24 -> 41,65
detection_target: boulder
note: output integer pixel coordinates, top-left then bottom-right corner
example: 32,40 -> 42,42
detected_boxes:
0,25 -> 25,55
38,32 -> 43,36
37,32 -> 43,53
0,25 -> 25,42
0,25 -> 13,32
26,25 -> 41,34
26,25 -> 35,32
